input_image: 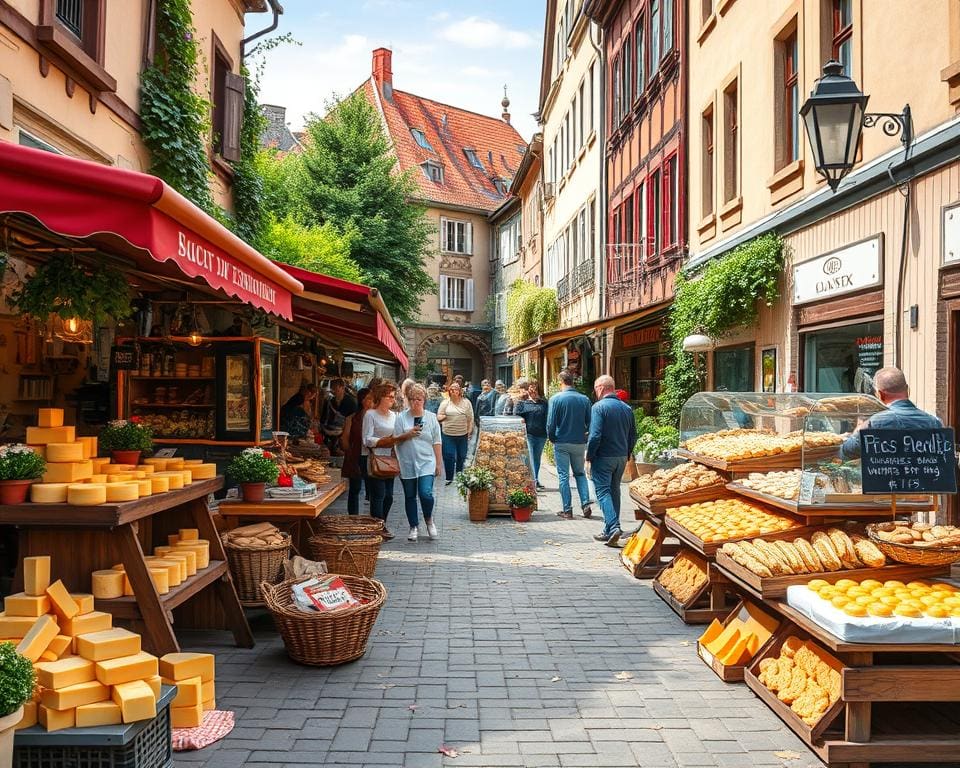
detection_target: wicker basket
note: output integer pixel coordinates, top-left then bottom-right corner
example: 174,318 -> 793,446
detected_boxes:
866,523 -> 960,566
308,534 -> 382,578
468,489 -> 489,522
316,515 -> 385,536
260,576 -> 387,666
223,533 -> 292,604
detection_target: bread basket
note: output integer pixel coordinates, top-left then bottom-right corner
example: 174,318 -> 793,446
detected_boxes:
865,521 -> 960,566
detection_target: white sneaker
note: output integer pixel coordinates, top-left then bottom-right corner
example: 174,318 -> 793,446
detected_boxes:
407,526 -> 418,541
427,521 -> 438,539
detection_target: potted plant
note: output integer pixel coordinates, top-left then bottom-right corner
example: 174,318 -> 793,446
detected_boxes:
227,448 -> 280,502
507,486 -> 536,523
633,414 -> 679,475
0,445 -> 45,504
0,641 -> 36,765
99,417 -> 154,465
455,465 -> 494,522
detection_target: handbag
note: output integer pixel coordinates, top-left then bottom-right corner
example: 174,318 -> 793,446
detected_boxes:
368,449 -> 400,479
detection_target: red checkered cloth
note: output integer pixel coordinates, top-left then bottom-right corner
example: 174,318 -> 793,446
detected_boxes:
171,710 -> 235,751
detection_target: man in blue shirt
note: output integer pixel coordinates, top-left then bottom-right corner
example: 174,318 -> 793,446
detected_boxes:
840,367 -> 942,459
547,371 -> 594,520
587,375 -> 637,546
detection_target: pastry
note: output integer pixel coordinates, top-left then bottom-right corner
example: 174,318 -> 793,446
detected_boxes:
827,528 -> 861,569
850,535 -> 886,568
793,538 -> 823,573
773,540 -> 807,574
811,532 -> 844,571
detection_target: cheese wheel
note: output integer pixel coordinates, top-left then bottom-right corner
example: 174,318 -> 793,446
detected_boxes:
174,542 -> 209,569
91,570 -> 124,599
188,463 -> 217,480
103,464 -> 135,475
142,458 -> 169,469
155,472 -> 184,489
46,442 -> 84,462
76,436 -> 97,460
150,476 -> 170,494
136,464 -> 156,474
183,459 -> 203,466
146,559 -> 183,586
88,474 -> 108,483
104,483 -> 139,503
90,458 -> 111,473
136,479 -> 153,497
67,484 -> 107,506
106,474 -> 136,483
165,458 -> 185,470
30,483 -> 70,503
148,568 -> 170,594
166,549 -> 196,575
133,471 -> 147,480
37,408 -> 64,428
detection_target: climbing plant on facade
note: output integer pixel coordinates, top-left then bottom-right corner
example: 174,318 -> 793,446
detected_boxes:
657,233 -> 785,426
505,280 -> 559,347
232,69 -> 268,247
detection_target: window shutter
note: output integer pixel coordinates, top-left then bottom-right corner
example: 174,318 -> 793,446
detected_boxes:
663,160 -> 672,246
466,279 -> 475,312
221,71 -> 245,162
439,275 -> 449,310
465,222 -> 473,255
439,218 -> 448,252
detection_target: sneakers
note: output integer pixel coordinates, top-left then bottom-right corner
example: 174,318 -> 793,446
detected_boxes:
407,526 -> 419,542
556,511 -> 574,520
427,521 -> 438,539
581,504 -> 593,519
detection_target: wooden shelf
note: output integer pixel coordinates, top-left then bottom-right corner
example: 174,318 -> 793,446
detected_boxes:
130,403 -> 214,408
726,483 -> 927,518
95,561 -> 228,617
630,483 -> 729,517
664,514 -> 818,558
129,376 -> 215,381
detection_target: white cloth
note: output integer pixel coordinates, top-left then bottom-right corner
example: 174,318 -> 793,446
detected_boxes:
362,409 -> 397,457
394,410 -> 442,479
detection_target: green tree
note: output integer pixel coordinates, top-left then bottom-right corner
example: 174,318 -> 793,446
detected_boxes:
255,149 -> 308,222
259,216 -> 362,283
299,94 -> 435,325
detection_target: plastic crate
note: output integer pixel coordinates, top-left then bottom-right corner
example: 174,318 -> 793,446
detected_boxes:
13,686 -> 175,768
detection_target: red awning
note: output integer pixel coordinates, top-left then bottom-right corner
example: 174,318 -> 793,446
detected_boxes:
275,263 -> 408,369
0,142 -> 302,319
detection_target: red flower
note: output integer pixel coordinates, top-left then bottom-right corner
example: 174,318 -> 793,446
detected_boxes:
129,416 -> 143,424
262,451 -> 273,459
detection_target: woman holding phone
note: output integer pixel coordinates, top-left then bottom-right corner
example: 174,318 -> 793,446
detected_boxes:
394,383 -> 443,541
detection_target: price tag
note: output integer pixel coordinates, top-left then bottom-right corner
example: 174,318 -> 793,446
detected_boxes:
798,471 -> 818,504
153,448 -> 178,458
860,428 -> 958,494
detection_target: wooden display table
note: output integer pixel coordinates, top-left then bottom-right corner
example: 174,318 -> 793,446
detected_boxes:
627,488 -> 681,579
1,477 -> 253,657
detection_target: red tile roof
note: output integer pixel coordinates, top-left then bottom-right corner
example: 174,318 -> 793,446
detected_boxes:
360,77 -> 526,213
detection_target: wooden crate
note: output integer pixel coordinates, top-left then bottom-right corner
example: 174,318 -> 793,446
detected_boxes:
629,483 -> 729,517
664,515 -> 820,558
653,551 -> 739,625
696,599 -> 781,683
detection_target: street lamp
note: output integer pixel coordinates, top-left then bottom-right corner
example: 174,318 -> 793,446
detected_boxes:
800,60 -> 912,192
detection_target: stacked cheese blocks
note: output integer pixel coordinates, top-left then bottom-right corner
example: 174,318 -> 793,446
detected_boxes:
160,652 -> 216,728
697,602 -> 780,668
90,529 -> 210,599
620,523 -> 659,566
27,408 -> 216,506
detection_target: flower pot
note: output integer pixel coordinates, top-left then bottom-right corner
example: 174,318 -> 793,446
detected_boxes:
467,489 -> 489,522
240,482 -> 266,503
510,505 -> 533,522
0,705 -> 24,767
111,450 -> 142,466
0,480 -> 33,505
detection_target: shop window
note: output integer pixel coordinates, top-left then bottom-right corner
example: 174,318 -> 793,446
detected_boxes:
635,17 -> 645,94
723,78 -> 739,203
439,276 -> 474,311
803,320 -> 883,393
775,24 -> 799,171
441,218 -> 473,254
211,38 -> 243,162
714,344 -> 755,392
832,0 -> 853,75
622,37 -> 633,112
702,105 -> 714,217
612,54 -> 622,126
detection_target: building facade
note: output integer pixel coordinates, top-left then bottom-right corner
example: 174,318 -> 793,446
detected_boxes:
358,48 -> 524,384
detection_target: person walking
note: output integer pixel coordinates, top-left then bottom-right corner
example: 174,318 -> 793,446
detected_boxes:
437,381 -> 474,485
476,379 -> 498,419
503,378 -> 528,416
547,371 -> 594,519
362,383 -> 419,536
587,375 -> 637,547
425,383 -> 443,414
494,380 -> 511,416
395,384 -> 443,541
514,380 -> 549,489
340,387 -> 372,515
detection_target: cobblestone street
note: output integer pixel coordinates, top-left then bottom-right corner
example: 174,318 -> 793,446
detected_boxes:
177,474 -> 824,768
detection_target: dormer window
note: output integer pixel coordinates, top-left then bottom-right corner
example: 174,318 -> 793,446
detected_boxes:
411,128 -> 433,151
493,179 -> 509,195
464,149 -> 484,169
422,161 -> 443,183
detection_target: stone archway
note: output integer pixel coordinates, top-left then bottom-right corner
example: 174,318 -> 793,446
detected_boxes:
416,331 -> 493,383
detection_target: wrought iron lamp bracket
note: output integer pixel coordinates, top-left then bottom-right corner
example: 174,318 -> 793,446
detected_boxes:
863,105 -> 913,151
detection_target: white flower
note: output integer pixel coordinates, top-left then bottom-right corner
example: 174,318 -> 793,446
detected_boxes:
242,447 -> 265,457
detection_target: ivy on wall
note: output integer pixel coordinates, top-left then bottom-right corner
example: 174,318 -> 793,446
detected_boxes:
232,69 -> 268,247
657,233 -> 785,426
505,280 -> 559,347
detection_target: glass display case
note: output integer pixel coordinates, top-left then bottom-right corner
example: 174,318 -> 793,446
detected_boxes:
472,416 -> 534,508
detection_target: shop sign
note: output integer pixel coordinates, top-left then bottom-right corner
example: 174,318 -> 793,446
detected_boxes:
110,345 -> 139,371
860,428 -> 958,494
621,326 -> 661,348
792,237 -> 882,306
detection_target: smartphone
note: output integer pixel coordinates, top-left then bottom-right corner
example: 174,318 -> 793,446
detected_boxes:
413,416 -> 423,429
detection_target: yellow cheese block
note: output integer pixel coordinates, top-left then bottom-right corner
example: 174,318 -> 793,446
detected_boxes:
173,543 -> 209,570
90,458 -> 111,473
17,615 -> 60,662
123,573 -> 134,597
30,483 -> 71,503
15,701 -> 38,730
720,635 -> 752,667
23,556 -> 51,596
145,674 -> 162,698
67,484 -> 107,506
167,534 -> 180,546
43,461 -> 93,483
155,472 -> 184,489
201,679 -> 215,703
171,700 -> 203,728
35,657 -> 95,689
91,570 -> 124,599
142,458 -> 169,470
60,611 -> 112,638
103,464 -> 135,474
87,474 -> 108,484
95,651 -> 159,686
136,464 -> 156,474
76,628 -> 141,662
146,558 -> 184,585
75,701 -> 122,727
106,474 -> 136,484
28,445 -> 45,459
41,679 -> 109,711
76,436 -> 97,460
39,650 -> 58,662
201,698 -> 215,712
45,442 -> 85,462
39,704 -> 76,731
704,622 -> 741,656
46,634 -> 72,659
111,680 -> 157,723
37,408 -> 64,428
158,652 -> 214,683
164,551 -> 196,576
71,593 -> 94,615
713,629 -> 743,662
187,463 -> 217,480
164,675 -> 202,707
133,471 -> 147,480
150,476 -> 171,494
46,580 -> 79,621
148,568 -> 170,594
178,529 -> 199,542
136,479 -> 153,497
4,592 -> 51,617
180,470 -> 193,484
165,458 -> 185,471
698,619 -> 723,648
104,483 -> 139,503
0,613 -> 42,638
26,426 -> 75,445
183,459 -> 203,466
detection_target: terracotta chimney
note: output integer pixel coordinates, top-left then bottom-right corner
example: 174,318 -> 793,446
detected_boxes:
372,47 -> 393,101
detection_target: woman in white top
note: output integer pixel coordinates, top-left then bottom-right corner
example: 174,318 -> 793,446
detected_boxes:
437,382 -> 474,485
362,383 -> 418,534
394,383 -> 443,542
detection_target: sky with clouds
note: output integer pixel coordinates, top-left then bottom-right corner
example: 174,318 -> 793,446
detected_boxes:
245,1 -> 546,141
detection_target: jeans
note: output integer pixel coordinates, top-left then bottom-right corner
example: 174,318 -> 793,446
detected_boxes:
526,435 -> 547,484
400,475 -> 435,527
553,442 -> 590,513
591,455 -> 627,537
367,474 -> 394,521
441,433 -> 469,481
347,455 -> 368,515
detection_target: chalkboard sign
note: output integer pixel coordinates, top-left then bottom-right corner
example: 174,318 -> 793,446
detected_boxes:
859,428 -> 958,494
110,345 -> 139,371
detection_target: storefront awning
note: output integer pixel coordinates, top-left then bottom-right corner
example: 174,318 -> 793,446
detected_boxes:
275,263 -> 408,369
0,142 -> 302,319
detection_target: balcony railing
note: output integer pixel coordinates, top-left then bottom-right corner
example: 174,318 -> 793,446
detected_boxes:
557,275 -> 570,300
605,241 -> 650,299
556,258 -> 595,305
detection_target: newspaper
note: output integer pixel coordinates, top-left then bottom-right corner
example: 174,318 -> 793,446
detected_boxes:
291,576 -> 361,613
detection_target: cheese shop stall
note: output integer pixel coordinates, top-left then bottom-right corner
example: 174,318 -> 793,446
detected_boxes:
622,391 -> 960,766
